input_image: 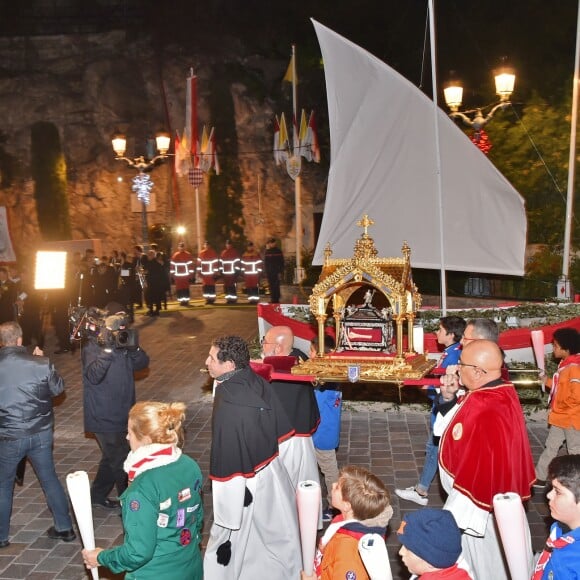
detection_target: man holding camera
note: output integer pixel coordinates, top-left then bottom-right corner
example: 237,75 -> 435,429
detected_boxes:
81,303 -> 149,509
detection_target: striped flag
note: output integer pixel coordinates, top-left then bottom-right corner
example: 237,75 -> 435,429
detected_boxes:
186,71 -> 198,160
299,109 -> 312,161
308,111 -> 321,163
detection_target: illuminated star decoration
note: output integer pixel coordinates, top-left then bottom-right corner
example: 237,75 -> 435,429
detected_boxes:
132,172 -> 154,204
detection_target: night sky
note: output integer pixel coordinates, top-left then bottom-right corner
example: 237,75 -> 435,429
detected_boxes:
1,0 -> 578,105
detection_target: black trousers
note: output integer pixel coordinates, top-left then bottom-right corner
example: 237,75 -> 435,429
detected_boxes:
267,273 -> 281,303
91,432 -> 129,502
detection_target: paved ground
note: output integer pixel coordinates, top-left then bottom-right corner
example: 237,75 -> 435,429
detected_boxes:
0,295 -> 553,579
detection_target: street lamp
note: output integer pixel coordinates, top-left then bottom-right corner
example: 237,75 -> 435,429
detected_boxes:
443,67 -> 515,153
111,130 -> 171,249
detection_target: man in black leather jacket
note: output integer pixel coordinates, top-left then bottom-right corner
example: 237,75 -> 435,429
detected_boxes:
0,321 -> 76,548
81,310 -> 149,510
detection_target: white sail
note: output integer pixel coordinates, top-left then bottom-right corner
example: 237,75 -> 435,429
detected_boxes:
311,20 -> 527,276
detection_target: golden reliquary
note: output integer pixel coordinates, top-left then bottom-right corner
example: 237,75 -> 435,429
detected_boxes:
292,215 -> 435,383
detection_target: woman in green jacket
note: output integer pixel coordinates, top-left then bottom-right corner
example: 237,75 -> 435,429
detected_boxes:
82,401 -> 203,579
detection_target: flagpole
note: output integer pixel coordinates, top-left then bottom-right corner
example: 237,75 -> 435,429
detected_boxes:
195,185 -> 202,255
428,0 -> 448,314
561,0 -> 580,299
291,44 -> 305,283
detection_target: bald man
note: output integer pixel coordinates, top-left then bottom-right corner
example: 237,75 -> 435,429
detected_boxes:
260,326 -> 321,510
438,340 -> 535,580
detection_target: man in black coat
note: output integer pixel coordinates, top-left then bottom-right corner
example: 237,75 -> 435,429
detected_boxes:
81,309 -> 149,509
0,321 -> 75,548
263,238 -> 284,303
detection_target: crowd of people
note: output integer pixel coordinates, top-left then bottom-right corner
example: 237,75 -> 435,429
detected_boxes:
0,237 -> 285,353
1,277 -> 579,579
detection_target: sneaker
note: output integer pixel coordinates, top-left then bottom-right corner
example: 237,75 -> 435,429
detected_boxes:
92,498 -> 121,510
532,479 -> 547,489
395,486 -> 429,506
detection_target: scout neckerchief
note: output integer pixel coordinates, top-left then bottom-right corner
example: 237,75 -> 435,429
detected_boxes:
531,526 -> 576,580
124,444 -> 181,483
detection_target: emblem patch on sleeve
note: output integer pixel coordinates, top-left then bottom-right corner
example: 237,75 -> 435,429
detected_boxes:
157,513 -> 169,528
180,528 -> 192,546
452,422 -> 463,440
346,572 -> 356,579
159,498 -> 171,510
178,487 -> 191,502
176,508 -> 185,528
129,499 -> 140,512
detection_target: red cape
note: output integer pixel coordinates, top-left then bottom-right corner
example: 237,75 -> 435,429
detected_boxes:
439,381 -> 535,510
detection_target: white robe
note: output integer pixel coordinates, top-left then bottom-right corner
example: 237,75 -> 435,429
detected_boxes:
279,435 -> 323,528
440,467 -> 532,580
204,456 -> 302,580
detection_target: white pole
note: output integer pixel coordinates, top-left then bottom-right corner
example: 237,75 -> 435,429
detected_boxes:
562,0 -> 580,295
195,186 -> 202,255
428,0 -> 448,314
292,44 -> 305,283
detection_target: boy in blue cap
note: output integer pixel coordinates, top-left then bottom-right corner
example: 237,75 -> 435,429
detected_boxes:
397,508 -> 473,579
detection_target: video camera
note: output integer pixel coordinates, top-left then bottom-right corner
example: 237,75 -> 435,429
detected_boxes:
69,306 -> 139,349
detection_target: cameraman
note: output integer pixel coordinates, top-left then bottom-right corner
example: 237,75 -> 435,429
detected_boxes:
81,303 -> 149,510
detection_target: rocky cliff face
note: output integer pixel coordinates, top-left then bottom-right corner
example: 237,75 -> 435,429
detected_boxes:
0,30 -> 326,261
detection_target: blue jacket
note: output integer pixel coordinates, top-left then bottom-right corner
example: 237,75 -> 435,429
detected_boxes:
428,342 -> 462,426
313,383 -> 342,450
541,522 -> 580,579
0,346 -> 64,438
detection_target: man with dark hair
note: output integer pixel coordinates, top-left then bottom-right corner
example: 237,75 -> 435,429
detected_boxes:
264,238 -> 284,303
204,335 -> 301,579
532,454 -> 580,579
0,321 -> 75,548
534,327 -> 580,487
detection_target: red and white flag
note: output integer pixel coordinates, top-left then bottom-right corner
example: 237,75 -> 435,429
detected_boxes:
308,110 -> 321,163
186,70 -> 198,163
210,128 -> 220,175
299,109 -> 312,161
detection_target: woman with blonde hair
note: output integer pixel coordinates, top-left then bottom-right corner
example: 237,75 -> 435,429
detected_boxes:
82,401 -> 203,579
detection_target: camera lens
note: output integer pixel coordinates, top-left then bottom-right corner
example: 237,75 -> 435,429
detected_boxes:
116,330 -> 129,346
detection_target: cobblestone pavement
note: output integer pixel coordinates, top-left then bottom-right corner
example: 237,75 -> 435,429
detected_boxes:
0,300 -> 552,579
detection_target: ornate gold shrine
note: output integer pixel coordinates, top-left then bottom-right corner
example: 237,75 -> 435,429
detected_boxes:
292,215 -> 435,383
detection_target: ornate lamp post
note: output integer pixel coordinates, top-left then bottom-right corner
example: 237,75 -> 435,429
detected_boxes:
111,131 -> 171,250
443,67 -> 515,153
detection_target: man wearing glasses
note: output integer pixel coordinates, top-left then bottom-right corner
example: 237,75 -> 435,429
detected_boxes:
438,339 -> 536,580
